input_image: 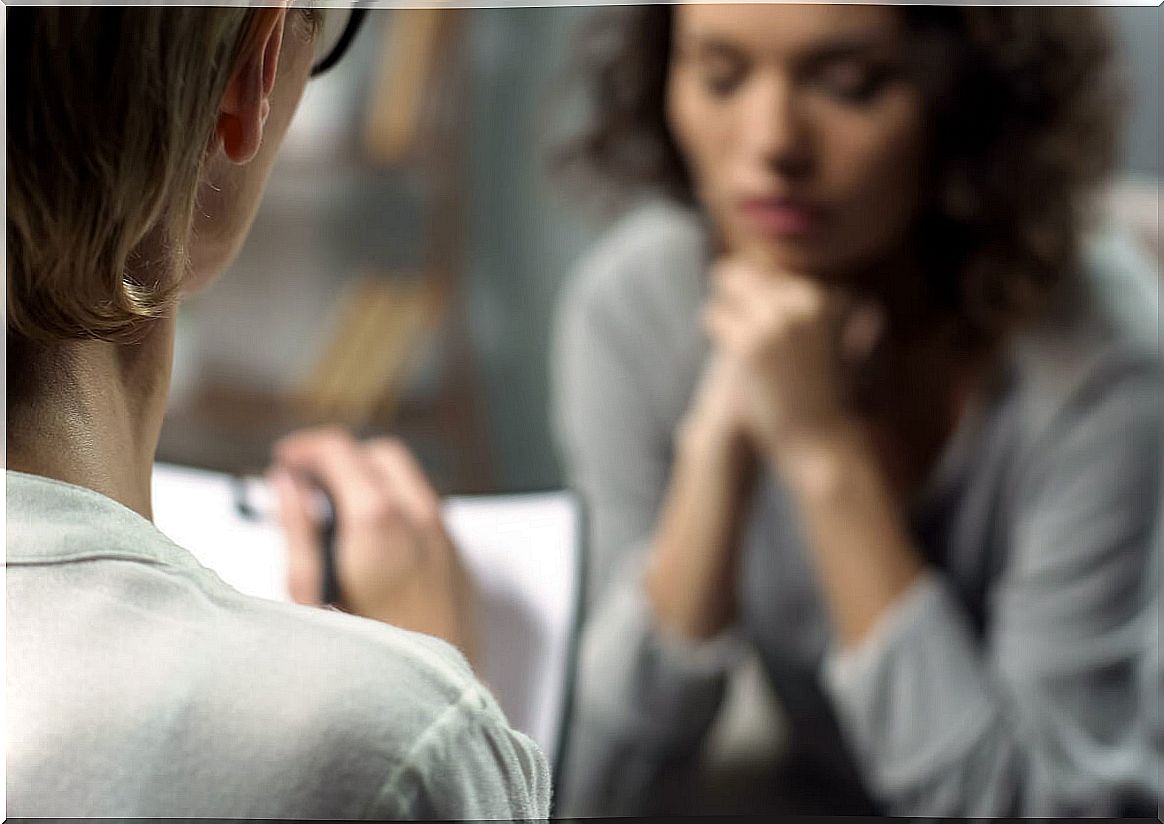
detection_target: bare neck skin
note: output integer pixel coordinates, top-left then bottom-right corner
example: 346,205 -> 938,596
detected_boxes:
7,315 -> 176,521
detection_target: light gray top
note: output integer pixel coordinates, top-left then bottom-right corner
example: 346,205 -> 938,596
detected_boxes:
551,200 -> 1162,817
5,470 -> 551,819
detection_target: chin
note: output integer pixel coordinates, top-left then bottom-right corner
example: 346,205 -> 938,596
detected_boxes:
740,237 -> 849,282
735,223 -> 886,285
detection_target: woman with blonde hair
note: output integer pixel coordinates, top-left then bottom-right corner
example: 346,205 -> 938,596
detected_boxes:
6,6 -> 548,817
551,4 -> 1161,816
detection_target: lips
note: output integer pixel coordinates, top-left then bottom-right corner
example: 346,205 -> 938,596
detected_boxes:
737,196 -> 827,237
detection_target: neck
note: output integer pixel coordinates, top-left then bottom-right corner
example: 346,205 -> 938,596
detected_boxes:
7,316 -> 176,520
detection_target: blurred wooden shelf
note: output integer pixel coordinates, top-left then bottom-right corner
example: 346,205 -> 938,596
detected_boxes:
157,379 -> 495,495
157,9 -> 497,496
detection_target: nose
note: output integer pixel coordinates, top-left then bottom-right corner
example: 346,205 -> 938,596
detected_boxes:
740,74 -> 813,179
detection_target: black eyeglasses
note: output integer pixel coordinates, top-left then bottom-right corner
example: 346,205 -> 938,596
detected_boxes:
310,6 -> 367,77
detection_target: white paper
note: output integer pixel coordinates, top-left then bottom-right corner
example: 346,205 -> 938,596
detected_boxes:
150,462 -> 579,763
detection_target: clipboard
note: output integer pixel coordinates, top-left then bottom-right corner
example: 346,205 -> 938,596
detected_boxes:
150,462 -> 583,771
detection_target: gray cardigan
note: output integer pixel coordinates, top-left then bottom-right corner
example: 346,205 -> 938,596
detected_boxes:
551,201 -> 1162,816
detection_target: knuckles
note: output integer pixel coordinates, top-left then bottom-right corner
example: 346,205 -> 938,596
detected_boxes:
274,424 -> 354,462
367,435 -> 406,460
411,504 -> 444,535
345,488 -> 403,530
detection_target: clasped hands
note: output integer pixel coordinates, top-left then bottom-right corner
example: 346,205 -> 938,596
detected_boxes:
687,253 -> 885,473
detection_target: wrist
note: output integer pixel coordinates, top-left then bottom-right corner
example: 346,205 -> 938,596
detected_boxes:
771,420 -> 873,499
676,412 -> 751,470
677,407 -> 730,446
645,549 -> 735,642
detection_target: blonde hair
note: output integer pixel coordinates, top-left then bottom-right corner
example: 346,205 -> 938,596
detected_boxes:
6,7 -> 257,345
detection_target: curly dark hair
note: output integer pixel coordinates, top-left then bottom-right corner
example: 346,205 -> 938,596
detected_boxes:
556,6 -> 1127,350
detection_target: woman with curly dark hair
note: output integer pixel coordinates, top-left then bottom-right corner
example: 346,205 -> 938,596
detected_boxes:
550,4 -> 1161,816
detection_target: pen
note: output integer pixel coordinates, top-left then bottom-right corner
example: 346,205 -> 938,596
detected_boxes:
233,474 -> 342,606
316,488 -> 340,606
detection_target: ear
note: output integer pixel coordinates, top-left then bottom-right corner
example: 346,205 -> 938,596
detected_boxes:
216,7 -> 287,164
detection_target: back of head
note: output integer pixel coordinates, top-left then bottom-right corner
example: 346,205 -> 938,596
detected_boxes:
6,7 -> 252,351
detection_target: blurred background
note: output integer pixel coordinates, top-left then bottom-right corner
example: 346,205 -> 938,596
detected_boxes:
158,5 -> 1161,494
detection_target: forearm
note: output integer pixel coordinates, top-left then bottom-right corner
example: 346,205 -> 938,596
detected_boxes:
561,563 -> 735,816
645,424 -> 756,641
821,571 -> 1148,816
775,423 -> 924,648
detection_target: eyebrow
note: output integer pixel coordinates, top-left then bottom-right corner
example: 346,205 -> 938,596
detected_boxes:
674,34 -> 749,61
675,31 -> 897,65
802,35 -> 897,64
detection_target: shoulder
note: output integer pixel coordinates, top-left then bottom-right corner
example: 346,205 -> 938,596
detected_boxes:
194,590 -> 546,808
969,235 -> 1161,623
206,590 -> 481,729
1006,226 -> 1161,447
550,200 -> 712,432
558,199 -> 709,336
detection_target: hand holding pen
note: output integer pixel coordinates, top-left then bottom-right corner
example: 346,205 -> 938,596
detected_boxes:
266,427 -> 477,668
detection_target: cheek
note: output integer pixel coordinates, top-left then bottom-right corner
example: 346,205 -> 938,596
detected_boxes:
826,101 -> 926,255
666,73 -> 734,202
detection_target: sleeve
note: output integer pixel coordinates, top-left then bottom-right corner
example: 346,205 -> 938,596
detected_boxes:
550,254 -> 736,816
550,258 -> 672,604
368,683 -> 553,820
1136,528 -> 1164,809
820,362 -> 1163,816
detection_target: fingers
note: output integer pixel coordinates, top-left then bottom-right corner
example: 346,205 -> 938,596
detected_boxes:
365,438 -> 443,532
270,427 -> 471,648
705,263 -> 761,353
274,426 -> 442,536
702,300 -> 748,353
710,260 -> 828,321
705,263 -> 827,353
273,426 -> 388,529
708,261 -> 756,317
269,467 -> 323,605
